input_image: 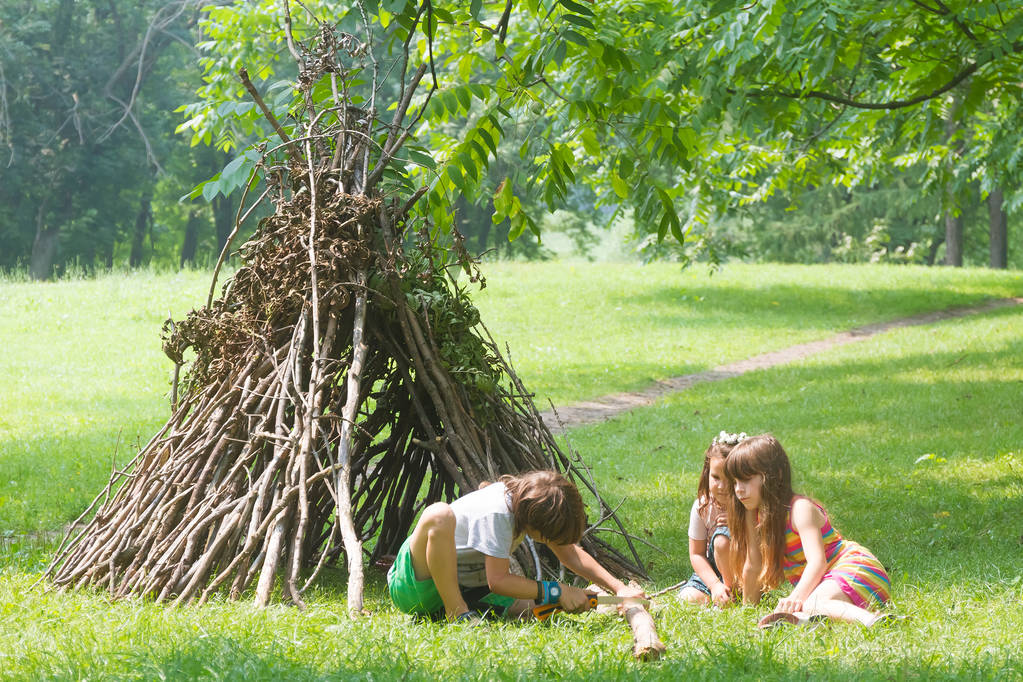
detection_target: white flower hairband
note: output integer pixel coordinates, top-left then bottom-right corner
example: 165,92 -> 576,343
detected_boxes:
713,430 -> 748,446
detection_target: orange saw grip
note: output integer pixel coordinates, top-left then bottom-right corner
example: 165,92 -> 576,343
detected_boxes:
532,595 -> 599,622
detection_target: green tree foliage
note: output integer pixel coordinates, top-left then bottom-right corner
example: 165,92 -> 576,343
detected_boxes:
3,1 -> 1019,273
0,1 -> 209,276
179,0 -> 1023,261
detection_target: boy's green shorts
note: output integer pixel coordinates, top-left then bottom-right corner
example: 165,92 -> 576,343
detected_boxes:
387,536 -> 514,618
387,537 -> 445,616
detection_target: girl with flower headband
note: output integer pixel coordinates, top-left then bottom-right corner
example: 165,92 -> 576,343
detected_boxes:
677,431 -> 746,607
725,434 -> 894,627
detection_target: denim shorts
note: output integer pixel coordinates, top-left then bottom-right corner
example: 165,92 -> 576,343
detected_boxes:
681,526 -> 730,596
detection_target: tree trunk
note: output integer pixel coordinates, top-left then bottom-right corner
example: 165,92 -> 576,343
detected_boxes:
988,188 -> 1008,269
30,202 -> 58,280
31,228 -> 59,280
454,195 -> 495,256
130,191 -> 152,268
943,92 -> 964,267
477,215 -> 492,255
925,233 -> 944,266
212,194 -> 235,253
944,213 -> 963,267
180,208 -> 202,268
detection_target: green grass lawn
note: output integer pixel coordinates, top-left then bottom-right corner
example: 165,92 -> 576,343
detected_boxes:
1,263 -> 1021,679
0,270 -> 213,531
471,262 -> 1022,404
565,303 -> 1023,678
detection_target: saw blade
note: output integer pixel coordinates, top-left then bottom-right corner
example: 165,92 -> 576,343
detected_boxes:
594,595 -> 651,607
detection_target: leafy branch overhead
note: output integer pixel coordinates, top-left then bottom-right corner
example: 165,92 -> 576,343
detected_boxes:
180,0 -> 1023,249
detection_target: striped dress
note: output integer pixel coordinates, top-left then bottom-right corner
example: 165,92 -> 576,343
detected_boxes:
782,499 -> 891,609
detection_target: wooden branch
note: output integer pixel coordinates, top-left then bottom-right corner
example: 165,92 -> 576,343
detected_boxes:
254,508 -> 289,607
279,0 -> 304,63
907,0 -> 979,42
364,64 -> 428,189
624,605 -> 666,661
589,583 -> 665,661
744,39 -> 1023,111
496,0 -> 514,43
335,268 -> 370,615
238,68 -> 301,164
206,171 -> 264,309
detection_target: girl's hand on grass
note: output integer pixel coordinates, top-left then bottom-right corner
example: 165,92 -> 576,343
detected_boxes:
775,595 -> 804,614
710,582 -> 731,608
559,584 -> 591,613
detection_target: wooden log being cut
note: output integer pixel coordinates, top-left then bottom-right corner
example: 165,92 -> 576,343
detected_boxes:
623,604 -> 666,661
589,582 -> 666,661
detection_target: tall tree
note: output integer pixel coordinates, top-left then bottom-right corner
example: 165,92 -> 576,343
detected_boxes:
943,96 -> 965,267
988,188 -> 1009,269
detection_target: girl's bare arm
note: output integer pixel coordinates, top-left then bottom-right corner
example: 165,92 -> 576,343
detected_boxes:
740,508 -> 763,604
688,538 -> 719,586
776,497 -> 827,613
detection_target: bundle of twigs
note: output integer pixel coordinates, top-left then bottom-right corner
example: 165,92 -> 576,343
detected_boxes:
44,16 -> 645,612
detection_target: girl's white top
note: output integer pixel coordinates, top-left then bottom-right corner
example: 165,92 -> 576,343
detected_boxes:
687,496 -> 726,541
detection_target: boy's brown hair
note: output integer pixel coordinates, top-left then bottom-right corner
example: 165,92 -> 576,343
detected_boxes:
500,470 -> 586,546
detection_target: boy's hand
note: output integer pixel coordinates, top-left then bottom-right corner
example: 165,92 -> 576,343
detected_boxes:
558,584 -> 591,613
612,582 -> 650,616
615,584 -> 647,600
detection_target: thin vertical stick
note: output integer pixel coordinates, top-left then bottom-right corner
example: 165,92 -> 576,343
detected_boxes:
335,267 -> 369,615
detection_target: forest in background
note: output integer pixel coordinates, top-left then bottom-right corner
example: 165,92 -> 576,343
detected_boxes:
2,0 -> 1021,277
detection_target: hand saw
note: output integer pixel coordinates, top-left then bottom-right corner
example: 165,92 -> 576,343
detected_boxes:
532,594 -> 651,621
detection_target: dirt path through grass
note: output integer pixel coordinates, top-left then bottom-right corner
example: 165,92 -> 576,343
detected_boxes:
540,296 -> 1023,432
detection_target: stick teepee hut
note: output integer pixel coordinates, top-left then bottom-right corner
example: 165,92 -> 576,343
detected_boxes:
45,19 -> 645,613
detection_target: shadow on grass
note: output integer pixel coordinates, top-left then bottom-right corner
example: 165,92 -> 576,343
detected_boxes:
0,415 -> 159,534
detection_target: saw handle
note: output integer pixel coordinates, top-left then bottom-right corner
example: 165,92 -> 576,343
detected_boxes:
532,593 -> 599,622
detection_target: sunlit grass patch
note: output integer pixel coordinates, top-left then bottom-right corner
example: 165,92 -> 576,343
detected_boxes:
473,262 -> 1022,404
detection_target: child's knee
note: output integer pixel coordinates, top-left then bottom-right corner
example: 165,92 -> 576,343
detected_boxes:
713,533 -> 731,556
680,587 -> 709,605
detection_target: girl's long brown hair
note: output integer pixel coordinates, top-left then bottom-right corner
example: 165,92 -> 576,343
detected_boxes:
697,440 -> 735,517
500,471 -> 586,546
724,434 -> 793,592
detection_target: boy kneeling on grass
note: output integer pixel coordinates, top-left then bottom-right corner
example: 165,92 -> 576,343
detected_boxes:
388,470 -> 645,623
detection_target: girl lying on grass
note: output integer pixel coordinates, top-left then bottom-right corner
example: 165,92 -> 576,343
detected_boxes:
677,432 -> 742,608
725,434 -> 895,628
387,470 -> 645,623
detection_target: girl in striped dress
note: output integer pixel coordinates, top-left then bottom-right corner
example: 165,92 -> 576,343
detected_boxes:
724,434 -> 894,628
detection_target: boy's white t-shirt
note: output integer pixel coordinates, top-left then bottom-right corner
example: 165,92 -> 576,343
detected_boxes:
687,496 -> 726,541
450,482 -> 524,587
